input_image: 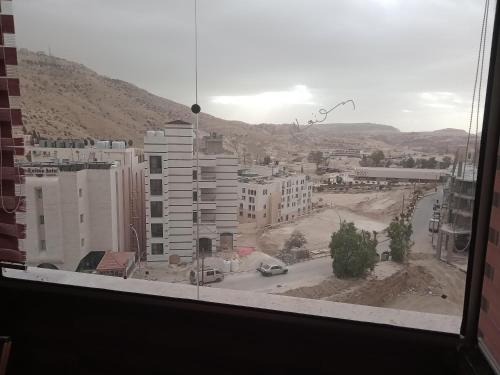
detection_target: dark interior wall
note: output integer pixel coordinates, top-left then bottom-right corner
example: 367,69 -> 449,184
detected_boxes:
0,277 -> 462,375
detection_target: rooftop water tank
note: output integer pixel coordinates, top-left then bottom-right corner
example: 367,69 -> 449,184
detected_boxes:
155,130 -> 165,137
146,130 -> 156,137
96,141 -> 110,150
112,141 -> 126,149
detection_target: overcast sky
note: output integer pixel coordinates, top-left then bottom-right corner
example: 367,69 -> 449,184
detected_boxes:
14,0 -> 495,131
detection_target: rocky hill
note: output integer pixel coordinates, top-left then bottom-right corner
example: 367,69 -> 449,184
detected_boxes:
18,49 -> 470,159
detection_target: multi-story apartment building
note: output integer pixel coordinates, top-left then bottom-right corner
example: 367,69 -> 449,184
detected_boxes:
144,121 -> 238,264
27,140 -> 146,257
238,170 -> 313,228
0,0 -> 26,266
437,158 -> 476,261
22,161 -> 121,271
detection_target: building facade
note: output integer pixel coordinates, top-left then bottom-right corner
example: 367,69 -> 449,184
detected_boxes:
478,152 -> 500,362
354,167 -> 448,183
238,171 -> 313,228
23,162 -> 120,271
144,122 -> 238,264
0,0 -> 26,266
27,141 -> 146,258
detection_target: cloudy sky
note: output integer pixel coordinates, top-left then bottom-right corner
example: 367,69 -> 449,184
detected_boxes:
14,0 -> 494,131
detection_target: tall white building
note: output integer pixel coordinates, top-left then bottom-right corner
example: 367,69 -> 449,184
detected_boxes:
144,121 -> 238,264
238,170 -> 313,228
23,162 -> 120,271
27,141 -> 147,257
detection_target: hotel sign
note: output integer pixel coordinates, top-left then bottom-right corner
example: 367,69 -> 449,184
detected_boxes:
24,167 -> 59,177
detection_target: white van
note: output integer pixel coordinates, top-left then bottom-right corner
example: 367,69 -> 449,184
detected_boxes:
189,267 -> 224,285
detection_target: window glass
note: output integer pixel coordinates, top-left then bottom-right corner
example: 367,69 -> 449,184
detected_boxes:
150,201 -> 163,218
6,0 -> 497,337
151,243 -> 164,255
150,179 -> 163,196
149,156 -> 162,174
151,223 -> 163,238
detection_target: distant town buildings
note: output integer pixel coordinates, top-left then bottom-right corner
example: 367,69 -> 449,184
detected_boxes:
27,140 -> 147,258
22,161 -> 123,271
144,122 -> 238,264
353,167 -> 448,183
238,167 -> 313,228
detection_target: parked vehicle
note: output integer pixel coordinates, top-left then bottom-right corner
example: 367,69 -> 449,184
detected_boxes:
428,218 -> 439,233
257,263 -> 288,276
189,267 -> 224,285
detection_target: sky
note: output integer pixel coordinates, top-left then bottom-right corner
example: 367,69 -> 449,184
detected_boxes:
13,0 -> 495,131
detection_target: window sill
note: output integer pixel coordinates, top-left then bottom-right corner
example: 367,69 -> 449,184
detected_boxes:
4,267 -> 461,334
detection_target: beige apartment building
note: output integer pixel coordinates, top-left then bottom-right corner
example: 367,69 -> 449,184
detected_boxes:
144,122 -> 238,264
238,170 -> 313,228
23,162 -> 121,271
27,141 -> 146,257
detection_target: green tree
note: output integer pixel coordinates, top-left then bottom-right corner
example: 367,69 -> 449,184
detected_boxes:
387,217 -> 413,262
329,222 -> 378,278
370,150 -> 385,167
128,139 -> 134,147
439,156 -> 452,169
284,230 -> 307,251
263,155 -> 271,165
336,175 -> 343,184
308,151 -> 324,168
402,157 -> 415,168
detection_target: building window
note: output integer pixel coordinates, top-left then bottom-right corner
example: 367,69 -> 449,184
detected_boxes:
151,201 -> 163,218
149,156 -> 162,174
252,214 -> 255,218
242,196 -> 246,201
263,204 -> 266,209
151,243 -> 164,255
193,211 -> 197,223
263,212 -> 267,218
485,262 -> 495,280
242,188 -> 246,193
481,296 -> 489,312
79,188 -> 83,197
239,211 -> 243,216
248,213 -> 251,218
150,179 -> 163,196
39,215 -> 45,225
40,240 -> 46,251
36,188 -> 43,199
80,214 -> 84,223
81,238 -> 85,247
193,170 -> 197,180
249,197 -> 255,203
488,227 -> 499,245
151,223 -> 163,238
193,191 -> 198,201
239,203 -> 243,209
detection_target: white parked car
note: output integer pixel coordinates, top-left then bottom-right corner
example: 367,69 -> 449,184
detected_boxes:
257,263 -> 288,276
189,267 -> 224,285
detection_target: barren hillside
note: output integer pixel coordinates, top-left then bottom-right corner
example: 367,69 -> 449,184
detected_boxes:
19,49 -> 470,158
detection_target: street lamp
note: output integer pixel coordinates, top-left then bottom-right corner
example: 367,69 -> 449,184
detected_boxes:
129,224 -> 141,271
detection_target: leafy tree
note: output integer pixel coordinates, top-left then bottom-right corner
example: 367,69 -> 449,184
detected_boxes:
387,217 -> 413,262
330,222 -> 378,278
284,230 -> 307,251
263,155 -> 271,165
439,156 -> 452,169
128,139 -> 133,147
89,139 -> 95,146
370,150 -> 385,167
84,139 -> 89,146
402,157 -> 415,168
336,175 -> 343,184
308,151 -> 324,168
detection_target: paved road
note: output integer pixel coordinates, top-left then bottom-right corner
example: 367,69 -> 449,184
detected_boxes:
412,189 -> 443,254
215,256 -> 333,293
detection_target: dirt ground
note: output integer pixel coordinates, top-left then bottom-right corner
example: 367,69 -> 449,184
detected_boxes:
278,188 -> 466,316
313,187 -> 413,223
